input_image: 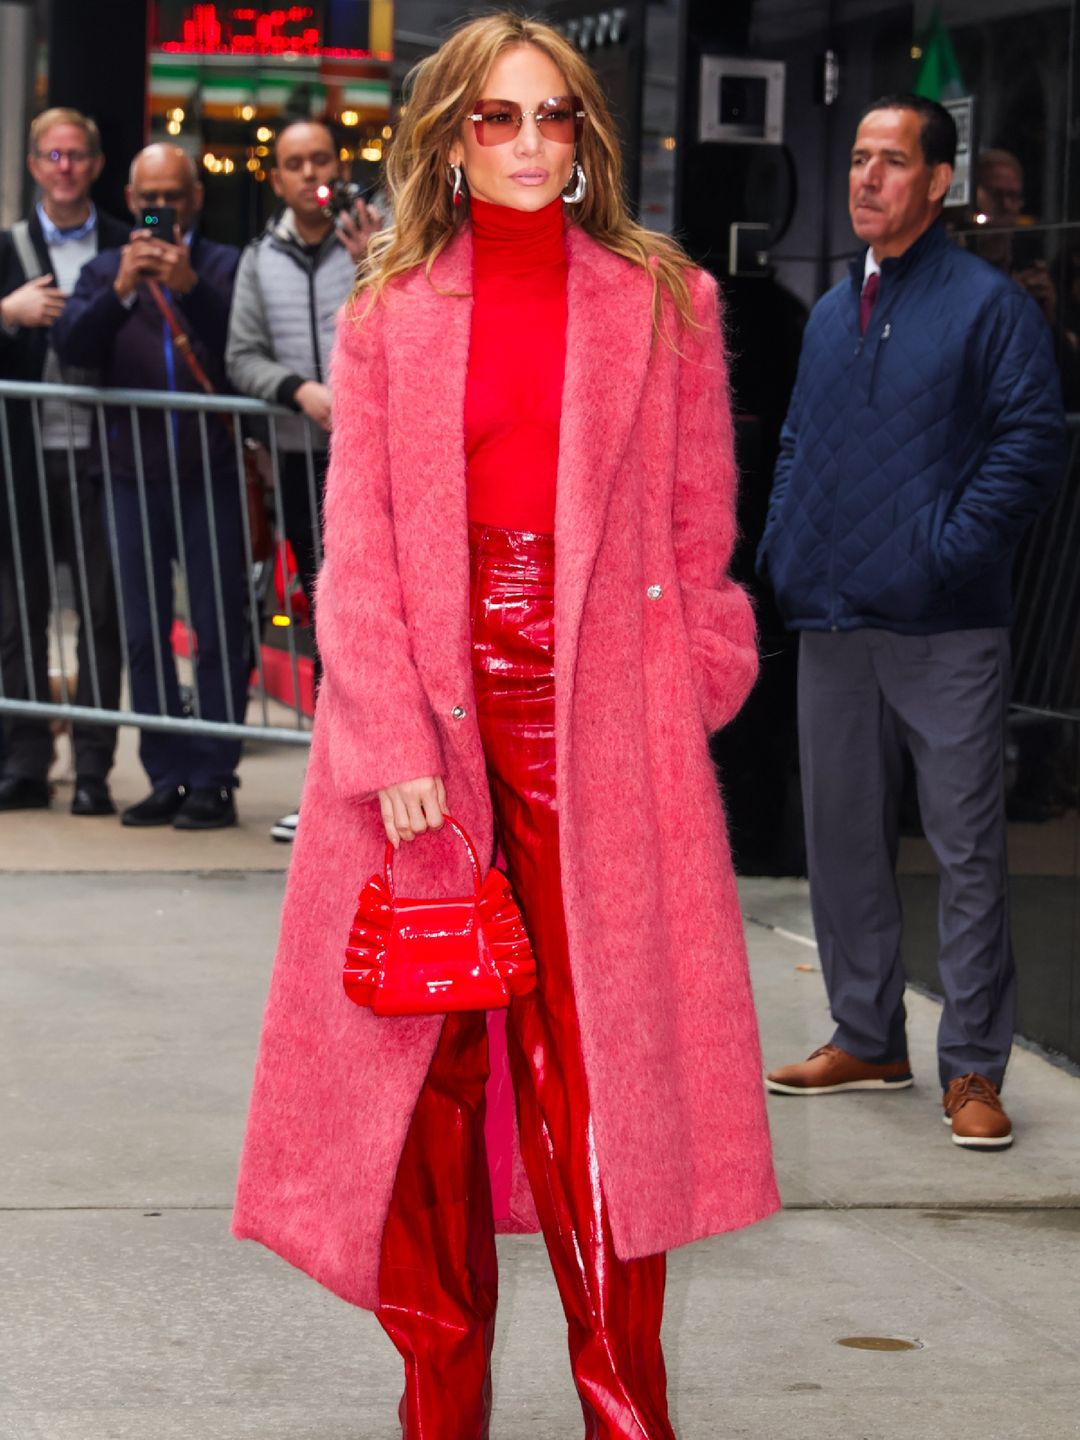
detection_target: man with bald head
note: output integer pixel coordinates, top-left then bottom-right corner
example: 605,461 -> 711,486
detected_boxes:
53,143 -> 248,830
227,117 -> 379,842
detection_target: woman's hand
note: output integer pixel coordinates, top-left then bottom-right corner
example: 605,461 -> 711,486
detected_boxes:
377,776 -> 447,847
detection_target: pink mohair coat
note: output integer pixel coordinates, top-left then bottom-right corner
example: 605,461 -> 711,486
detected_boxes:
232,223 -> 780,1310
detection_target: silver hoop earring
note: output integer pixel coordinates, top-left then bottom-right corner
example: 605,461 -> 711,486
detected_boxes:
561,159 -> 587,205
449,163 -> 464,207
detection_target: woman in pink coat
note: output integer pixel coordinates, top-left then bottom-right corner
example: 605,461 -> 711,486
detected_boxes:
234,12 -> 779,1438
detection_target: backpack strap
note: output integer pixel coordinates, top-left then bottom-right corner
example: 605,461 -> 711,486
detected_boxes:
10,220 -> 42,282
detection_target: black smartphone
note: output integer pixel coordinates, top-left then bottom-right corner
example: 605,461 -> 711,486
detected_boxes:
138,205 -> 178,236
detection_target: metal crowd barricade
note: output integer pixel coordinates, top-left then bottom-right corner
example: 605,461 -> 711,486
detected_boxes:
3,382 -> 1074,761
0,378 -> 323,749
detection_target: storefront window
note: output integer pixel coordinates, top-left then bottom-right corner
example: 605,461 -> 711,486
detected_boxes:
147,2 -> 394,242
912,3 -> 1076,397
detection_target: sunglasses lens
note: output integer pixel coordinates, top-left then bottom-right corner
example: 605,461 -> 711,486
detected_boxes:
536,103 -> 578,142
477,103 -> 521,146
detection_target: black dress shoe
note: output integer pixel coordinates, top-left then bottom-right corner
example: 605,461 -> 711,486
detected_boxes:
0,776 -> 50,811
121,785 -> 188,827
172,785 -> 237,831
71,777 -> 116,817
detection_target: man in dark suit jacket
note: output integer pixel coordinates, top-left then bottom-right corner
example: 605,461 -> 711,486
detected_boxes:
52,143 -> 247,830
0,107 -> 128,816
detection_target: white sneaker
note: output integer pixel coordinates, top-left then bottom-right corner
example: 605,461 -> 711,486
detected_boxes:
271,810 -> 299,843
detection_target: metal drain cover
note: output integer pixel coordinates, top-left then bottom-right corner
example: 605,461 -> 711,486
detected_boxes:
835,1336 -> 924,1352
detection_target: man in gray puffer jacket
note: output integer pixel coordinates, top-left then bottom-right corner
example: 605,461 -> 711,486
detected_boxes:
227,118 -> 380,840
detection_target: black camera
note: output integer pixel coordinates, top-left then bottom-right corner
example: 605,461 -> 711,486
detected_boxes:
315,179 -> 364,218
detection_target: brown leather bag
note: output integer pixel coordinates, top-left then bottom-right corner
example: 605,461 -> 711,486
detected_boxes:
240,436 -> 274,563
146,279 -> 274,563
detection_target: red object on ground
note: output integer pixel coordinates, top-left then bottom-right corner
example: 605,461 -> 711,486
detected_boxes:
170,538 -> 317,726
259,642 -> 315,717
274,540 -> 310,628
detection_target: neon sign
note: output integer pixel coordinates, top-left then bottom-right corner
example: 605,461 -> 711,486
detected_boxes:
160,4 -> 376,59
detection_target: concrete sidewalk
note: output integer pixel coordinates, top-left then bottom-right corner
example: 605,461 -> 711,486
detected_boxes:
1,853 -> 1078,1437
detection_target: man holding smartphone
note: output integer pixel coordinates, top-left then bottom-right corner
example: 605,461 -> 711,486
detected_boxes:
53,144 -> 248,831
226,118 -> 380,843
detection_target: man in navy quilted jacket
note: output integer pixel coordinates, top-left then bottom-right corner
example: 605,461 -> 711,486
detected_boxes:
758,95 -> 1065,1151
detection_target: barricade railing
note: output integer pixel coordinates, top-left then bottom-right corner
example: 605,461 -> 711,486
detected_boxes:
3,381 -> 1075,770
0,379 -> 323,750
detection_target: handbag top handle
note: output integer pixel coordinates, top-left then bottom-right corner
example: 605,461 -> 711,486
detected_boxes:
383,815 -> 482,899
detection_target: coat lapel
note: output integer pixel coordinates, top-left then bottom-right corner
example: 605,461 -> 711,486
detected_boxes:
383,228 -> 475,705
555,227 -> 654,692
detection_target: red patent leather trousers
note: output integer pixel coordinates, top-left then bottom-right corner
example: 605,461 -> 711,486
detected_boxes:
376,525 -> 675,1440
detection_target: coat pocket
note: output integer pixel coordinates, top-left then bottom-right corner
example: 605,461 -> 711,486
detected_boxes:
856,493 -> 951,622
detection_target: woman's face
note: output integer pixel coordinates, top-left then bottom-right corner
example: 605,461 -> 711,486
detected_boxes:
449,44 -> 577,212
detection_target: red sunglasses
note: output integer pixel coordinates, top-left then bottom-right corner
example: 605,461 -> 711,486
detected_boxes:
466,96 -> 587,147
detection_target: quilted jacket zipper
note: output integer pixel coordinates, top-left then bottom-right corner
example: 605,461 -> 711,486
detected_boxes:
826,306 -> 867,627
826,280 -> 895,626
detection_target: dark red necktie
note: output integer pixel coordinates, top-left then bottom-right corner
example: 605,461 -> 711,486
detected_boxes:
859,271 -> 880,336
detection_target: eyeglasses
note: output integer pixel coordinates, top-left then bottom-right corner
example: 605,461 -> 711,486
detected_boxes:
466,96 -> 586,147
35,148 -> 94,167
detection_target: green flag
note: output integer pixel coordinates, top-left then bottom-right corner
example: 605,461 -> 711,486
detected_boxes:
914,7 -> 965,100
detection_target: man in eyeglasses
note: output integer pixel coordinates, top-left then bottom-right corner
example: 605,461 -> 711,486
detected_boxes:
0,107 -> 128,818
968,150 -> 1058,331
52,144 -> 248,831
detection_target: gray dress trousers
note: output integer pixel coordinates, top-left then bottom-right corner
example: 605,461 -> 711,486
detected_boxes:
798,627 -> 1017,1089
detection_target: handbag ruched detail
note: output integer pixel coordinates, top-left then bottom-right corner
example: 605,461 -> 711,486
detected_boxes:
343,815 -> 536,1015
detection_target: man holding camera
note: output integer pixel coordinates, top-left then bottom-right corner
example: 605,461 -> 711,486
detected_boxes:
53,143 -> 247,830
0,108 -> 128,817
226,118 -> 380,842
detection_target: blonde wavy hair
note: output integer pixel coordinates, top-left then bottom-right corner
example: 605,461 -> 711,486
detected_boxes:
356,11 -> 698,333
29,107 -> 102,157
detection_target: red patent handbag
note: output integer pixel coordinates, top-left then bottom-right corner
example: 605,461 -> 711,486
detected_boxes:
343,815 -> 537,1016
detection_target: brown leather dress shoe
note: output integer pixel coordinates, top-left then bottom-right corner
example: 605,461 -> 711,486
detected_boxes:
766,1043 -> 914,1095
942,1074 -> 1013,1150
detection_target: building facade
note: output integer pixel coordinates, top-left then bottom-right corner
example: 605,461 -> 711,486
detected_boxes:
2,0 -> 1077,1064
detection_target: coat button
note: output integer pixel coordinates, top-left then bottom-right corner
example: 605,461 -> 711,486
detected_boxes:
647,584 -> 663,600
451,705 -> 467,719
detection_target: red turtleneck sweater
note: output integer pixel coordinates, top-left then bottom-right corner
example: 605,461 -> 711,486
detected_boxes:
465,196 -> 568,534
